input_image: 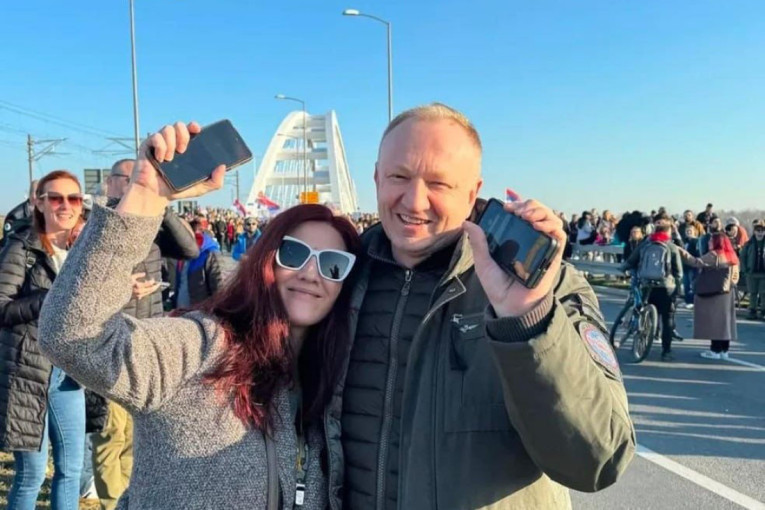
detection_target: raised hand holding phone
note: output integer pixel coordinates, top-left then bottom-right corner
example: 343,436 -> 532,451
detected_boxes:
463,194 -> 566,318
117,121 -> 226,218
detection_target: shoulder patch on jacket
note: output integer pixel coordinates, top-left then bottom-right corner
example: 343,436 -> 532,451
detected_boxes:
579,322 -> 621,379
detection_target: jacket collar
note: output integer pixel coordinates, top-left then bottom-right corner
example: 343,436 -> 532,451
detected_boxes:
363,224 -> 475,287
10,224 -> 47,255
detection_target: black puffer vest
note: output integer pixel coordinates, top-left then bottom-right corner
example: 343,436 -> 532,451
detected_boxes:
341,239 -> 451,510
0,226 -> 58,451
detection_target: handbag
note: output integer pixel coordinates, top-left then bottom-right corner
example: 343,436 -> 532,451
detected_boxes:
695,266 -> 731,297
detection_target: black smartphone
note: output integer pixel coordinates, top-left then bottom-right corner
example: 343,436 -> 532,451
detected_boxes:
149,119 -> 253,191
477,198 -> 559,288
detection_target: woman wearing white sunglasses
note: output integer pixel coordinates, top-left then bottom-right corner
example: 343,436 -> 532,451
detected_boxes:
37,122 -> 360,509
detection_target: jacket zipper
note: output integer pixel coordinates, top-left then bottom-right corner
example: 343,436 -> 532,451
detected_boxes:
397,282 -> 466,510
265,433 -> 279,510
375,269 -> 413,510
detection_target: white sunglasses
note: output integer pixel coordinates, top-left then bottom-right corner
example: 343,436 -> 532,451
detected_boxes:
276,235 -> 356,282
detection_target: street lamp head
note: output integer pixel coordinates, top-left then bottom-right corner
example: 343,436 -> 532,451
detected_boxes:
342,9 -> 360,16
275,94 -> 287,100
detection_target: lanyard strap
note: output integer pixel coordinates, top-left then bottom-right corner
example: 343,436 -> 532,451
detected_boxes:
295,404 -> 306,508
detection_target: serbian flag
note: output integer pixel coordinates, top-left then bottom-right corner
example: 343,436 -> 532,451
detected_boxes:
505,188 -> 521,203
233,198 -> 247,217
257,192 -> 280,212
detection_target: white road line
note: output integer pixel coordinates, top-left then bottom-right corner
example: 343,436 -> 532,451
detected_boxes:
726,357 -> 765,371
636,444 -> 765,509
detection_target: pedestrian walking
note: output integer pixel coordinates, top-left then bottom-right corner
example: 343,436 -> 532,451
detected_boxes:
232,216 -> 261,261
679,233 -> 740,360
681,223 -> 703,309
174,219 -> 224,307
740,220 -> 765,320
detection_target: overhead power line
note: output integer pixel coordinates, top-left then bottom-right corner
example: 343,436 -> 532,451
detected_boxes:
0,99 -> 123,139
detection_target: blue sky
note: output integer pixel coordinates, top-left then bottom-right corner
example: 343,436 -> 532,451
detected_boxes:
1,0 -> 764,216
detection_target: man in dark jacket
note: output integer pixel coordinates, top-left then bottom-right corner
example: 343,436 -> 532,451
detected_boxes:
89,158 -> 199,510
741,220 -> 765,319
1,180 -> 37,248
213,214 -> 227,252
622,212 -> 684,361
696,203 -> 714,228
327,104 -> 635,510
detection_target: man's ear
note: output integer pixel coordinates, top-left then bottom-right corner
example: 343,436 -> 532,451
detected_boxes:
374,163 -> 380,187
469,178 -> 483,205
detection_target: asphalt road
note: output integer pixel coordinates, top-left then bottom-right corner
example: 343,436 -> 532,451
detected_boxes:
570,286 -> 765,510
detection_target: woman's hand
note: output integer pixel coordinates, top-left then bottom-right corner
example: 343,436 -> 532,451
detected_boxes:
117,121 -> 226,217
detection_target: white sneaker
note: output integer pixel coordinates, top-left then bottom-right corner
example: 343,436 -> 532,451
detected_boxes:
720,352 -> 730,360
700,351 -> 721,360
684,303 -> 694,310
82,480 -> 98,501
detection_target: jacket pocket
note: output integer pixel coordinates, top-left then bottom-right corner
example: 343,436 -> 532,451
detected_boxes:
444,312 -> 511,433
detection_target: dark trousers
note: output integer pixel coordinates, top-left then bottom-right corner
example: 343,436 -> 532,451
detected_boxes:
648,287 -> 675,353
683,267 -> 698,304
748,273 -> 765,313
711,340 -> 730,353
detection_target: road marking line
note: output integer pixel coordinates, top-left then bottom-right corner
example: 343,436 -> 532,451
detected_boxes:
636,444 -> 765,509
726,357 -> 765,371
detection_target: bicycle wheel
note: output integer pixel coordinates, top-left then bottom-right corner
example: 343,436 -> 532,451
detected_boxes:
609,300 -> 634,348
633,304 -> 657,362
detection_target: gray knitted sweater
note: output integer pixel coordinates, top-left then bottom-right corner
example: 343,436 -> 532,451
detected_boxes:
38,204 -> 327,510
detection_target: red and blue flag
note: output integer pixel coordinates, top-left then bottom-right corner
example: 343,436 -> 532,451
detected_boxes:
256,192 -> 280,212
505,188 -> 520,203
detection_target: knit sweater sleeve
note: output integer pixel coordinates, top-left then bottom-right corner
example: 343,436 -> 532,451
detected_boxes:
38,203 -> 222,414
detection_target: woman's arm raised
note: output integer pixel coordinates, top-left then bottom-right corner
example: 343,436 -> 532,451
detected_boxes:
38,121 -> 226,414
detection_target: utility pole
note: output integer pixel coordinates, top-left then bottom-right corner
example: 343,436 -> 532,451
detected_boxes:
27,134 -> 67,184
235,169 -> 240,203
27,135 -> 33,184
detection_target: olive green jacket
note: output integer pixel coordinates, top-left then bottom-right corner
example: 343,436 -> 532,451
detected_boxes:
323,226 -> 636,510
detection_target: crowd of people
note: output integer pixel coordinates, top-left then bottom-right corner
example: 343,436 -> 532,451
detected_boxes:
557,204 -> 763,362
177,207 -> 381,254
2,103 -> 714,510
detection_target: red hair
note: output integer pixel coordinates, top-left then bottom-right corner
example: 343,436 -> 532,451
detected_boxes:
195,204 -> 361,430
710,233 -> 739,266
32,170 -> 83,255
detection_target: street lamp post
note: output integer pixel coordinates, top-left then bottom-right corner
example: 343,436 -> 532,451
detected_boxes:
129,0 -> 140,155
275,94 -> 308,200
342,9 -> 393,122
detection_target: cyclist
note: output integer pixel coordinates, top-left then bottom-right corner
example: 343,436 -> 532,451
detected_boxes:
621,212 -> 684,361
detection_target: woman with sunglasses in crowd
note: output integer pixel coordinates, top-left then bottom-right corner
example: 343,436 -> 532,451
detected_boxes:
37,122 -> 361,509
0,170 -> 86,510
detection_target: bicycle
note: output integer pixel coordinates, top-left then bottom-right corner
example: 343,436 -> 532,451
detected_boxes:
609,277 -> 659,362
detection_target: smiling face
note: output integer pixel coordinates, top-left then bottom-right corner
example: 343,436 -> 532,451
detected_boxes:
375,118 -> 482,268
274,221 -> 347,336
37,177 -> 83,233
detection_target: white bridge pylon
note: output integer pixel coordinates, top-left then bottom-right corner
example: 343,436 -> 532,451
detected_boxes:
246,110 -> 359,215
